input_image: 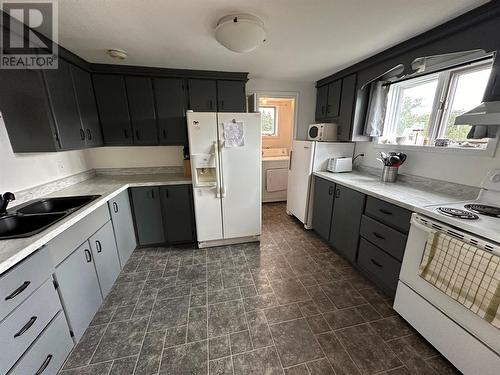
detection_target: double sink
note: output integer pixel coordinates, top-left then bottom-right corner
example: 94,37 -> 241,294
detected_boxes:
0,195 -> 100,240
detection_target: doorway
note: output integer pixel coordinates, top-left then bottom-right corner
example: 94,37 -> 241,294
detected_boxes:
257,96 -> 295,151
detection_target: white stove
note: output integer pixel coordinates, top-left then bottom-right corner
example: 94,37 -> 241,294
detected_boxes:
416,168 -> 500,244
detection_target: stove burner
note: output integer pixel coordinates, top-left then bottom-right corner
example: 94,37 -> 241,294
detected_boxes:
465,204 -> 500,218
437,207 -> 479,220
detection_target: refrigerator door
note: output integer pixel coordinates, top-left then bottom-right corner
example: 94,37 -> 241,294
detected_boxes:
286,140 -> 314,223
187,112 -> 223,242
217,113 -> 262,239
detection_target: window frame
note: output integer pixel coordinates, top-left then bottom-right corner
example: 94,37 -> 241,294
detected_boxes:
381,59 -> 495,151
259,105 -> 278,137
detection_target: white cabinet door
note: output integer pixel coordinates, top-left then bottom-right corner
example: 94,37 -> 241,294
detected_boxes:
109,189 -> 137,267
89,221 -> 121,298
54,241 -> 102,342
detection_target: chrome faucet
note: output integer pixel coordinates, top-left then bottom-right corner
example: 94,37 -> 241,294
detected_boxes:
0,192 -> 15,216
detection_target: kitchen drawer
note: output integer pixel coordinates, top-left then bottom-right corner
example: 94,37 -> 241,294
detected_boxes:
359,215 -> 407,261
0,279 -> 61,375
365,196 -> 411,233
357,238 -> 401,296
9,311 -> 73,375
47,204 -> 110,266
0,247 -> 53,322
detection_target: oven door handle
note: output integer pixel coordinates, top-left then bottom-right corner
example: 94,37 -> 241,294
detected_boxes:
411,218 -> 438,234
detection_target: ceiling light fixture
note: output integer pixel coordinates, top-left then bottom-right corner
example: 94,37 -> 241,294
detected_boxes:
215,14 -> 266,53
107,48 -> 127,60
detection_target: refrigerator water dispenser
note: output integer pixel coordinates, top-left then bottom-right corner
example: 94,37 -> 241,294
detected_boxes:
192,154 -> 217,187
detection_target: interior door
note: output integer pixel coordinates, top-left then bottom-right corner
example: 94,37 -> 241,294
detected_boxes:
217,112 -> 261,239
286,140 -> 314,223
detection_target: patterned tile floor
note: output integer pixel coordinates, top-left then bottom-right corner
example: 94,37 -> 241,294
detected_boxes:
59,203 -> 460,375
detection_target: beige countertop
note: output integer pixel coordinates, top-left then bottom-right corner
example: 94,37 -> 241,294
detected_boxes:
0,173 -> 191,275
314,170 -> 478,211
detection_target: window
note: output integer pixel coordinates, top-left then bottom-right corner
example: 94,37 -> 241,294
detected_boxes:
259,106 -> 277,136
382,60 -> 493,149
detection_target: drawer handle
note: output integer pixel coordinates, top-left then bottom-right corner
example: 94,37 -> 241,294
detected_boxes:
96,240 -> 102,253
379,208 -> 393,215
14,316 -> 37,338
35,354 -> 53,375
5,281 -> 31,301
370,259 -> 383,268
373,232 -> 385,240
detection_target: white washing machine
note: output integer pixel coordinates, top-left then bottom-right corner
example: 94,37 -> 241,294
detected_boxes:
262,148 -> 289,203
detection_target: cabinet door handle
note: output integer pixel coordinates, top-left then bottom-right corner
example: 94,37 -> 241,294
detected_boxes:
326,104 -> 331,114
335,188 -> 340,198
80,129 -> 85,140
209,99 -> 213,110
373,232 -> 385,240
221,100 -> 224,110
151,189 -> 155,199
328,186 -> 333,195
14,316 -> 37,338
370,259 -> 383,268
84,249 -> 92,263
165,188 -> 169,198
5,281 -> 30,301
96,240 -> 102,253
113,202 -> 119,213
35,354 -> 53,375
86,129 -> 92,140
163,129 -> 167,139
135,130 -> 140,141
379,208 -> 393,215
124,129 -> 129,139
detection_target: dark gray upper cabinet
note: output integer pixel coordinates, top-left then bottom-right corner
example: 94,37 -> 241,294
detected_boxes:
125,76 -> 158,145
93,74 -> 133,145
130,187 -> 165,246
160,185 -> 196,244
329,184 -> 366,263
311,176 -> 335,241
326,80 -> 341,118
70,65 -> 103,147
154,78 -> 187,145
315,85 -> 328,120
0,68 -> 58,152
187,79 -> 217,111
43,59 -> 85,150
217,80 -> 246,112
337,74 -> 357,141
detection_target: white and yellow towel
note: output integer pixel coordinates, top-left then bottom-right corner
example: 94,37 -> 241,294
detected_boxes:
419,232 -> 500,329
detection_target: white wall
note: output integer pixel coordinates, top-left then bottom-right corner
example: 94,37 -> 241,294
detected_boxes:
355,141 -> 500,187
246,78 -> 316,141
0,117 -> 90,193
84,146 -> 184,169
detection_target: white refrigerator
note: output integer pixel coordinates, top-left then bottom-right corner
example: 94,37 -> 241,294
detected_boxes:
187,112 -> 262,248
286,140 -> 354,229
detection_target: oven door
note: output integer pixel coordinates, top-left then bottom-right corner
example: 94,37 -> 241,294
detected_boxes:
397,214 -> 500,355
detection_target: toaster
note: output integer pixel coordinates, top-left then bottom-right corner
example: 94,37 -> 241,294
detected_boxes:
327,157 -> 352,173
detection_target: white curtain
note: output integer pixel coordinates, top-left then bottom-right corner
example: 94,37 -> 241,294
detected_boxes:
363,81 -> 389,137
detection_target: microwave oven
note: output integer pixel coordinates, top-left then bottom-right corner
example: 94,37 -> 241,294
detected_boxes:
307,123 -> 338,141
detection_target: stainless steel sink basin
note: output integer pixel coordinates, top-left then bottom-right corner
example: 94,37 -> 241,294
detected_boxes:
0,213 -> 66,239
16,195 -> 100,215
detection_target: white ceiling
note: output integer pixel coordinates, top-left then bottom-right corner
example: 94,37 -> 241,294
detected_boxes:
56,0 -> 489,82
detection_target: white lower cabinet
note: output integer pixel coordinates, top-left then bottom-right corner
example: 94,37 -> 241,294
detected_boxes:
54,241 -> 103,342
89,221 -> 121,297
9,312 -> 73,375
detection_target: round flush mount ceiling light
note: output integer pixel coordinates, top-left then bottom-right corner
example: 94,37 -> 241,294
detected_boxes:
107,48 -> 127,60
215,14 -> 266,53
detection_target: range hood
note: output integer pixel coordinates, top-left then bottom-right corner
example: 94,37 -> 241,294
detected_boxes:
454,101 -> 500,126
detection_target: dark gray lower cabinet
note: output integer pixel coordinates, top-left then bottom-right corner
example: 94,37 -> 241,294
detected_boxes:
312,176 -> 335,241
130,187 -> 165,246
329,184 -> 366,262
54,241 -> 102,342
108,190 -> 137,266
161,185 -> 196,243
89,222 -> 121,297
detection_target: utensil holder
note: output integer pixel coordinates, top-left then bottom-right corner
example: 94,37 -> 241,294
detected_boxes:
381,166 -> 398,183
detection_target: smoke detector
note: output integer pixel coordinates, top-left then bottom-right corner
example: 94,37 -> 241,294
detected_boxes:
107,48 -> 127,60
215,14 -> 266,53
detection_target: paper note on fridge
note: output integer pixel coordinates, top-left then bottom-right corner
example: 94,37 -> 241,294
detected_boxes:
223,121 -> 245,147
